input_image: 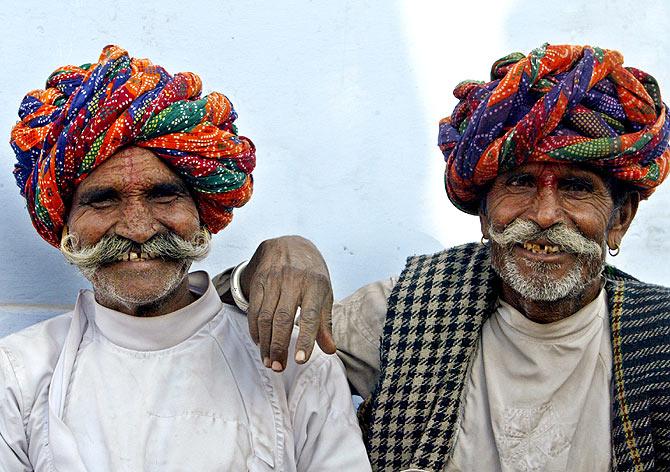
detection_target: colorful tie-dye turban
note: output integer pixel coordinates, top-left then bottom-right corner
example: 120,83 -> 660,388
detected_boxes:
438,44 -> 670,214
10,45 -> 255,247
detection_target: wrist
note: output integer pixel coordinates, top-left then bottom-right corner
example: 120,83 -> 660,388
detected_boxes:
230,260 -> 250,312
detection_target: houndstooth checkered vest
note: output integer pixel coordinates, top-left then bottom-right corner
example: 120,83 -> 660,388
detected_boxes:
358,242 -> 670,471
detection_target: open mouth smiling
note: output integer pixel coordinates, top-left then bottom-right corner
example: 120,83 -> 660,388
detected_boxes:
512,241 -> 568,264
114,250 -> 159,262
521,242 -> 561,254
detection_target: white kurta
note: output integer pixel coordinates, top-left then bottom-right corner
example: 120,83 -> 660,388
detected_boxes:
446,290 -> 612,471
0,272 -> 371,472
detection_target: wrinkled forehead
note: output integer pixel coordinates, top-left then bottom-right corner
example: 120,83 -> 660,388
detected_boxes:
479,162 -> 614,213
495,162 -> 609,184
74,146 -> 188,195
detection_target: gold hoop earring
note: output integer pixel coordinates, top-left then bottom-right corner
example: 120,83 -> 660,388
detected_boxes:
608,244 -> 620,257
481,236 -> 489,245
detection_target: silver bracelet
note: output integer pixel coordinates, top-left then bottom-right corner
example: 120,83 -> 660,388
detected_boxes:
230,260 -> 250,312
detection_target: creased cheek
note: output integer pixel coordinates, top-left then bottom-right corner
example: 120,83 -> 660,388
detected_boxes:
165,208 -> 200,234
487,201 -> 526,225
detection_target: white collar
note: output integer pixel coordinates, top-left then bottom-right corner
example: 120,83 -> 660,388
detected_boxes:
84,271 -> 222,351
497,288 -> 607,341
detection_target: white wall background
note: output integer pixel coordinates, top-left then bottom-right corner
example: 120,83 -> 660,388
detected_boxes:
1,0 -> 668,331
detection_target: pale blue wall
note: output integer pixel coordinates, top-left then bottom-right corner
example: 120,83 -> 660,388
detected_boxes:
1,0 -> 668,337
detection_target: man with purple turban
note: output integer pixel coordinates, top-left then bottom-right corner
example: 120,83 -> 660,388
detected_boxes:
220,44 -> 670,471
0,46 -> 371,471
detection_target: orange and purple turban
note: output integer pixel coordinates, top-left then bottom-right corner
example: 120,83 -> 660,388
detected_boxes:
439,44 -> 670,214
10,45 -> 255,247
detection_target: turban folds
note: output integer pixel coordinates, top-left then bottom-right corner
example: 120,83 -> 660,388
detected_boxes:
10,45 -> 255,247
438,44 -> 670,214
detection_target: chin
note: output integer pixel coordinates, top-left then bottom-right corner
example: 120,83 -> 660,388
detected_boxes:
494,253 -> 604,303
91,260 -> 191,309
503,263 -> 585,301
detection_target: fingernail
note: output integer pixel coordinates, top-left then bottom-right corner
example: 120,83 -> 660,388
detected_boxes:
295,350 -> 306,363
271,361 -> 283,372
264,357 -> 271,368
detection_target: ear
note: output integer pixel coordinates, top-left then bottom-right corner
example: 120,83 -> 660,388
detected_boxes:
479,206 -> 491,240
607,192 -> 639,250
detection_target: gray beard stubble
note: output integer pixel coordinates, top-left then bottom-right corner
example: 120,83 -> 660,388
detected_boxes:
487,219 -> 605,302
60,228 -> 211,307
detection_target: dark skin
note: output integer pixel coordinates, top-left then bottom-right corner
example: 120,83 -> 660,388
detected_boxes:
68,146 -> 201,317
240,162 -> 639,369
480,162 -> 638,323
241,236 -> 336,371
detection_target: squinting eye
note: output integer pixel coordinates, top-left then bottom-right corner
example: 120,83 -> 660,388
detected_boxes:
561,179 -> 593,193
89,200 -> 115,209
152,195 -> 179,204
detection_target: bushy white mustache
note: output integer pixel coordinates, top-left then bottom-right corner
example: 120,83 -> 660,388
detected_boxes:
487,219 -> 604,302
61,228 -> 211,278
488,219 -> 602,258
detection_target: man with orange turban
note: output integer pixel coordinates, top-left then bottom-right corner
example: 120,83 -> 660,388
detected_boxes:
0,46 -> 370,471
224,44 -> 670,471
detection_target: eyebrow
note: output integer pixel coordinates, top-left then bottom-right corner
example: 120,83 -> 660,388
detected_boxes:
76,181 -> 190,206
77,187 -> 119,205
503,171 -> 533,182
147,182 -> 190,198
561,175 -> 595,187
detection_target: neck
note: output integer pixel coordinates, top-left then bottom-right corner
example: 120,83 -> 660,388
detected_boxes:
500,276 -> 603,324
94,278 -> 197,317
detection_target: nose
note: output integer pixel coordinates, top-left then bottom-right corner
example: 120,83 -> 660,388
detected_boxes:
113,198 -> 162,244
526,186 -> 566,229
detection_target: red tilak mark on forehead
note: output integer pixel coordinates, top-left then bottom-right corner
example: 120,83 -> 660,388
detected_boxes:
537,171 -> 558,190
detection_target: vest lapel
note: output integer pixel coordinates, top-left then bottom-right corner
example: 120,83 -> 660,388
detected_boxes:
360,243 -> 498,471
606,275 -> 655,471
362,248 -> 660,472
